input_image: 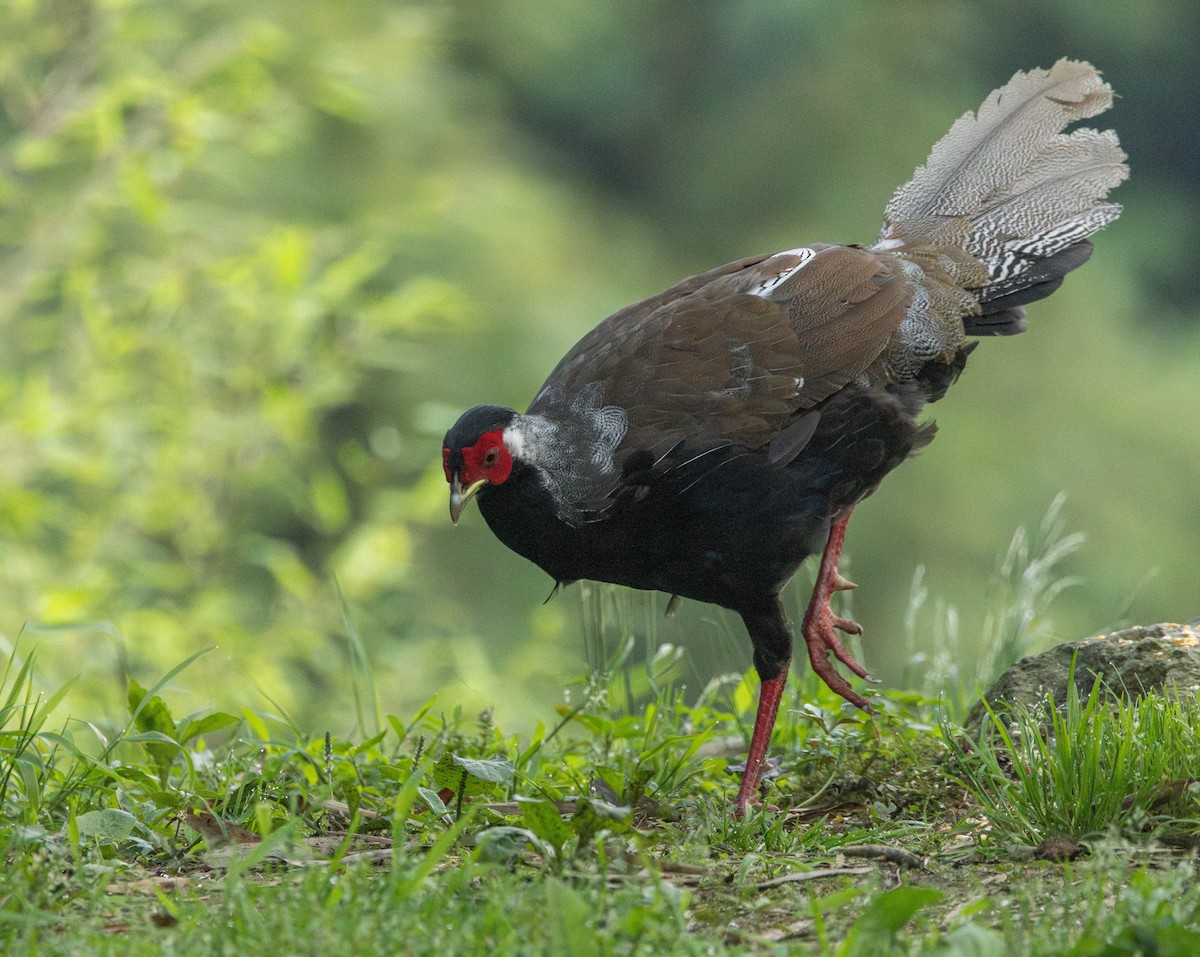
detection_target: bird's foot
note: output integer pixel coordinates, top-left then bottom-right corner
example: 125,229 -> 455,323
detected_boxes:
802,601 -> 872,709
801,507 -> 874,712
802,607 -> 873,711
733,797 -> 782,817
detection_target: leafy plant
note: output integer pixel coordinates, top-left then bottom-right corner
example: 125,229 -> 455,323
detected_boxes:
0,641 -> 75,821
948,672 -> 1200,844
903,494 -> 1085,720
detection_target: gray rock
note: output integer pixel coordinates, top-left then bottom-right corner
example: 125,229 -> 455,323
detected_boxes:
965,620 -> 1200,732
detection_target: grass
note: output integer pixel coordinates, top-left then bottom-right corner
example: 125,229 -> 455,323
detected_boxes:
3,509 -> 1200,955
901,492 -> 1085,720
947,672 -> 1200,846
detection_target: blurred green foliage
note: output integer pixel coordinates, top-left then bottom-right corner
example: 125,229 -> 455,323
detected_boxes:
1,0 -> 1197,731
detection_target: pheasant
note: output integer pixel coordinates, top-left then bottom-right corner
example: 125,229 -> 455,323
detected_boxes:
442,60 -> 1127,815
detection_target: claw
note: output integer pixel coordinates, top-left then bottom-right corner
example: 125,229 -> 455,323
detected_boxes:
833,573 -> 858,592
831,615 -> 863,636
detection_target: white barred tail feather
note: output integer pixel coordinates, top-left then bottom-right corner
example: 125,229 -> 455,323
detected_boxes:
874,59 -> 1129,374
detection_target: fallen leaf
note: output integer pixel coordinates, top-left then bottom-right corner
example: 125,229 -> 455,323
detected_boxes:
107,876 -> 196,896
182,812 -> 258,847
753,866 -> 873,889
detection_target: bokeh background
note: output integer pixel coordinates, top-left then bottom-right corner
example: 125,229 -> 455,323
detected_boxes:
1,0 -> 1197,732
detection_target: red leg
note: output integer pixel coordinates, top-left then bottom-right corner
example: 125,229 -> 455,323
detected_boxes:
734,666 -> 789,817
802,506 -> 874,712
734,512 -> 871,815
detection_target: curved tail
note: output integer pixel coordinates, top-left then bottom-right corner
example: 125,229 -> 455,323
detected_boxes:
872,60 -> 1128,382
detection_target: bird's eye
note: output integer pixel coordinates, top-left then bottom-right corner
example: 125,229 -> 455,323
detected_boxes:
483,447 -> 499,468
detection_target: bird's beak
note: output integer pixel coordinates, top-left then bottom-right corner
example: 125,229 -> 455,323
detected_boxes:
449,474 -> 488,525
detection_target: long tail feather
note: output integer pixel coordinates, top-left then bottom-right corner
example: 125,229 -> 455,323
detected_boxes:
872,60 -> 1128,379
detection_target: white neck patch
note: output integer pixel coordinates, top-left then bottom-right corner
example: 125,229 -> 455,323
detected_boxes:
503,415 -> 557,464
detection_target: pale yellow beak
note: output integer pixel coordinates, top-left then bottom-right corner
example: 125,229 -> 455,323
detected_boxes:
449,475 -> 488,525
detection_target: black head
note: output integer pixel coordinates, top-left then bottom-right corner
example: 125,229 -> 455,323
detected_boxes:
443,405 -> 517,457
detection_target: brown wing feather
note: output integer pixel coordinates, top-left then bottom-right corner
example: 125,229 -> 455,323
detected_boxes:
527,245 -> 910,514
528,254 -> 775,410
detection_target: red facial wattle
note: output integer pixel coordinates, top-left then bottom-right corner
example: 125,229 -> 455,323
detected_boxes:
451,429 -> 513,486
